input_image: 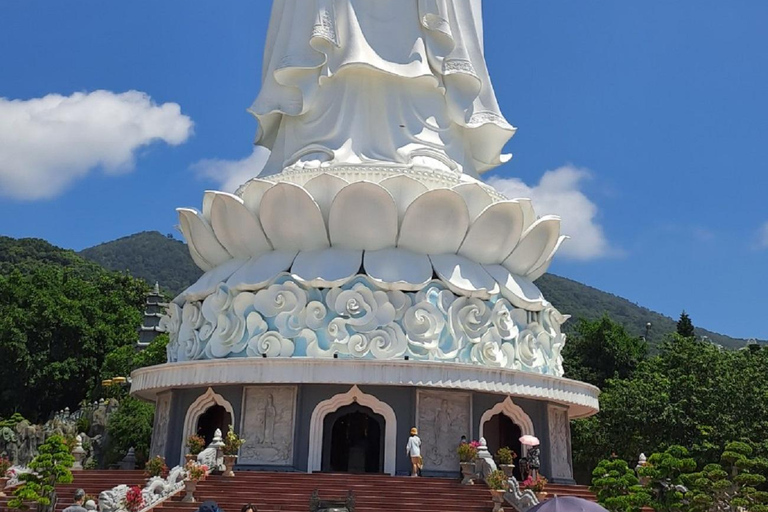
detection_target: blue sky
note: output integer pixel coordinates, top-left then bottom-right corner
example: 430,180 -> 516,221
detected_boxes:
1,1 -> 767,340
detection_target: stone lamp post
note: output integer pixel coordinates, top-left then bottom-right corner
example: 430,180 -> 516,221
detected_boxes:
72,435 -> 86,471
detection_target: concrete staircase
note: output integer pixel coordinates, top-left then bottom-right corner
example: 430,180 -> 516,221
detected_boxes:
1,471 -> 596,512
53,471 -> 147,512
0,470 -> 146,512
542,483 -> 596,502
153,472 -> 597,512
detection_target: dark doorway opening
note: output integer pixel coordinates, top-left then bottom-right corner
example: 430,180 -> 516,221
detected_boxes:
196,405 -> 232,446
322,403 -> 384,473
485,414 -> 523,480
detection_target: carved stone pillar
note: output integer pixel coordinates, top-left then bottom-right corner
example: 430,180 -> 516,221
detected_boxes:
546,404 -> 575,484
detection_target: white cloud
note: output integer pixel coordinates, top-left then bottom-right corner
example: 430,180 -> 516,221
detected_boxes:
0,90 -> 193,200
486,165 -> 615,260
757,221 -> 768,250
192,147 -> 270,193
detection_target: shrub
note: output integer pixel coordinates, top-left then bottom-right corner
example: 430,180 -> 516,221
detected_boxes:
9,435 -> 75,512
0,456 -> 11,476
495,447 -> 516,465
590,458 -> 651,512
124,486 -> 144,512
458,442 -> 478,463
184,461 -> 208,481
521,475 -> 548,492
486,469 -> 508,490
144,456 -> 168,478
186,435 -> 206,455
223,427 -> 245,456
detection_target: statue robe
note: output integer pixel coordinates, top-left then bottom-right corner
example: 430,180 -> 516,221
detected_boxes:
250,0 -> 516,177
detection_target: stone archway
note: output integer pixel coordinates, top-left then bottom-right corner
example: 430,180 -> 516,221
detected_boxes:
479,396 -> 535,457
181,388 -> 235,464
308,385 -> 397,475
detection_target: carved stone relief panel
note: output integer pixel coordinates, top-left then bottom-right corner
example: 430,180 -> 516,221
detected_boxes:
239,386 -> 297,466
547,404 -> 573,480
150,392 -> 172,459
416,390 -> 471,472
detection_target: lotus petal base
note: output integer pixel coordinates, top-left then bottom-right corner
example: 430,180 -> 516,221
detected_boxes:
167,165 -> 570,377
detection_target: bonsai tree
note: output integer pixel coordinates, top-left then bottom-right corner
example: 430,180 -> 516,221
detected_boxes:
591,458 -> 651,512
223,427 -> 245,456
9,435 -> 75,512
682,441 -> 768,512
638,446 -> 697,512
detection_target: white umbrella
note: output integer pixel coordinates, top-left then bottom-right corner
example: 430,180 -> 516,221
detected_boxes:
519,435 -> 540,447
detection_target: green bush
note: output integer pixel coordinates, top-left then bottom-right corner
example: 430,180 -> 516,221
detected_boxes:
9,435 -> 74,512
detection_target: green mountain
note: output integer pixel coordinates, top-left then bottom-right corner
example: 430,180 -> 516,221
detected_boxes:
78,231 -> 754,348
536,274 -> 747,348
0,236 -> 104,278
79,231 -> 202,297
0,236 -> 148,420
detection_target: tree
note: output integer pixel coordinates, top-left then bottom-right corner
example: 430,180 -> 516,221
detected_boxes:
0,265 -> 146,420
638,446 -> 698,512
683,442 -> 768,512
9,435 -> 74,512
591,458 -> 652,512
101,334 -> 169,380
563,315 -> 648,389
106,397 -> 154,467
676,312 -> 695,338
571,336 -> 768,480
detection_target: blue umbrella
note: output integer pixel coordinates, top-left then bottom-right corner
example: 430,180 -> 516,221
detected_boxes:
528,496 -> 608,512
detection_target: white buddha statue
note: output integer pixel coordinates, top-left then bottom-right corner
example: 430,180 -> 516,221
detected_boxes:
250,0 -> 516,178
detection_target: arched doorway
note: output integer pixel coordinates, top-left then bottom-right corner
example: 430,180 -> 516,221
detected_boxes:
322,404 -> 384,473
196,405 -> 232,446
484,413 -> 523,479
181,388 -> 237,465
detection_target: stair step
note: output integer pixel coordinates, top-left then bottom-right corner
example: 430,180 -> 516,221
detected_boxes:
25,470 -> 597,512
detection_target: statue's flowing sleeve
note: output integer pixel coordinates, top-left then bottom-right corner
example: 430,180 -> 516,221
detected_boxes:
250,0 -> 515,174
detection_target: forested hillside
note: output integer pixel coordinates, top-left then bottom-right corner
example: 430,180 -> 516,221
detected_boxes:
79,231 -> 202,296
79,231 -> 751,348
0,236 -> 150,420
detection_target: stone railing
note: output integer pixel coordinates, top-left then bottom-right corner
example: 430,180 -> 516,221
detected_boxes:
99,466 -> 186,512
99,431 -> 226,512
472,438 -> 539,512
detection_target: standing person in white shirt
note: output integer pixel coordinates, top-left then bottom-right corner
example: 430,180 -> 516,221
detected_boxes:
406,427 -> 422,477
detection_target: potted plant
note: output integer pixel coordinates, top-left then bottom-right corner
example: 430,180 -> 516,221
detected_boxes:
144,456 -> 168,479
521,475 -> 548,501
0,457 -> 11,497
495,447 -> 516,478
222,427 -> 245,477
186,434 -> 206,463
182,461 -> 208,502
486,469 -> 508,512
457,440 -> 479,485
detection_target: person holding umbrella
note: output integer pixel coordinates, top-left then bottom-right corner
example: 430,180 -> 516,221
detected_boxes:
519,435 -> 541,480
